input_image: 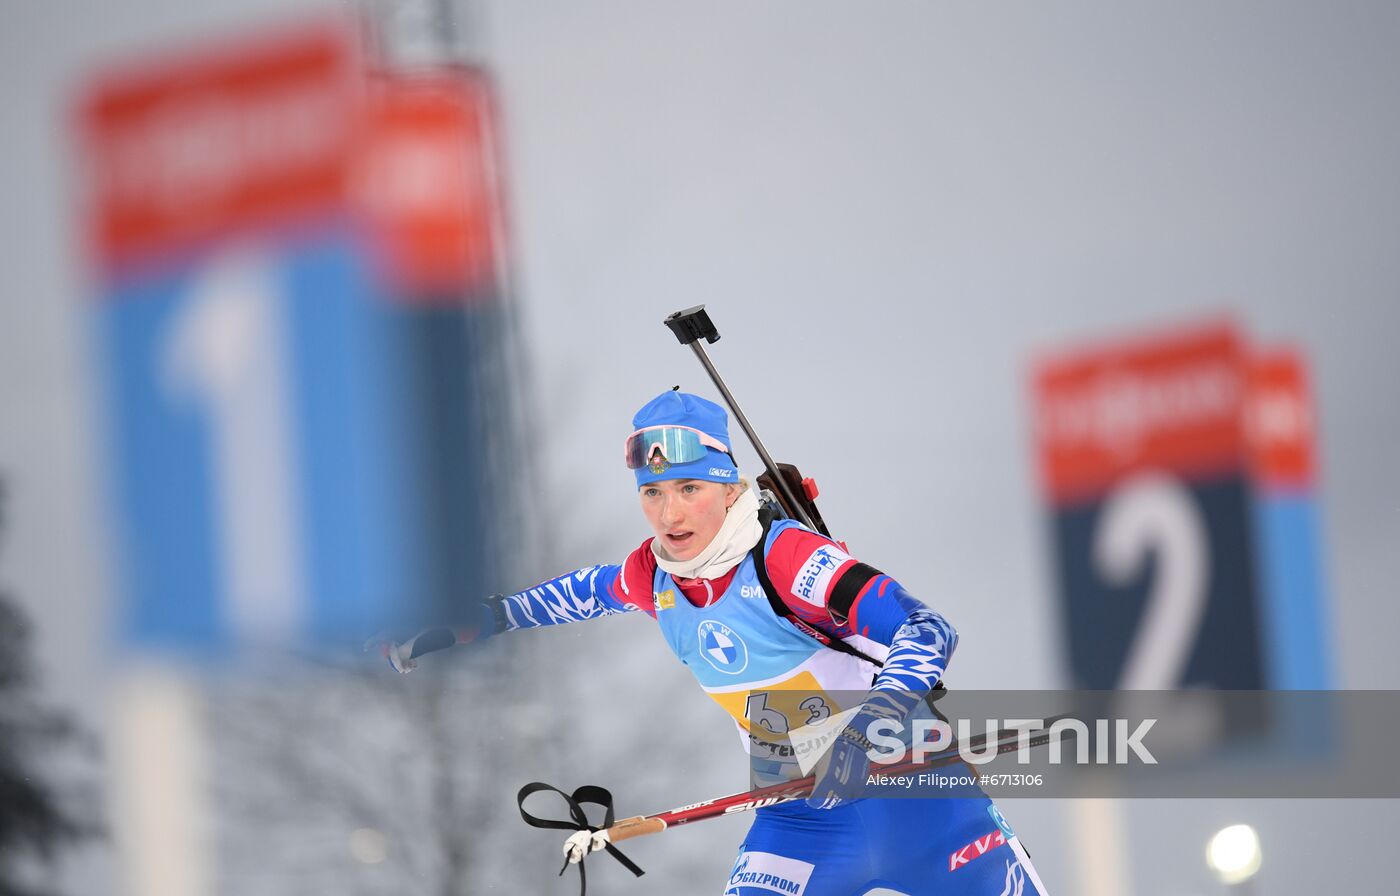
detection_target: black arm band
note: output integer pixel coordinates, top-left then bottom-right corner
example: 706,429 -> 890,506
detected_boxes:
828,562 -> 882,622
483,594 -> 509,635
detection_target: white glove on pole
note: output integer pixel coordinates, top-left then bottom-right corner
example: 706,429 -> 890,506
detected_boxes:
562,828 -> 611,865
364,634 -> 417,673
383,640 -> 416,673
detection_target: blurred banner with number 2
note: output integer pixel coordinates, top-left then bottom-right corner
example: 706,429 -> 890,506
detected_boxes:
1032,321 -> 1331,693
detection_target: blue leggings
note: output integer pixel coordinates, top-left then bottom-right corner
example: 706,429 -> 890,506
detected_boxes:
722,798 -> 1047,896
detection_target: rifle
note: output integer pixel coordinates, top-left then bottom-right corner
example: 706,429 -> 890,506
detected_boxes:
663,305 -> 834,539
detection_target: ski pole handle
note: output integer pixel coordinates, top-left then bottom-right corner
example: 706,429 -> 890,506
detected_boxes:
599,815 -> 667,844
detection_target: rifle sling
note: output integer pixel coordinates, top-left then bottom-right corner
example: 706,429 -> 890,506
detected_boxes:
749,511 -> 884,669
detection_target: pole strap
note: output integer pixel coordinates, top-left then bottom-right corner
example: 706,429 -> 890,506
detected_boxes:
517,782 -> 645,895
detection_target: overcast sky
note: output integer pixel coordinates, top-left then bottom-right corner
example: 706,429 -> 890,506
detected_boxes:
3,2 -> 1399,893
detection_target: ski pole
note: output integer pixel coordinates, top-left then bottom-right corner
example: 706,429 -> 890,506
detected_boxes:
596,720 -> 1064,845
518,716 -> 1070,886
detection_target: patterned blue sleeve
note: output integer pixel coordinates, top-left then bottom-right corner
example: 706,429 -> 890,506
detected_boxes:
840,596 -> 958,743
871,606 -> 958,694
495,564 -> 632,631
840,575 -> 958,694
818,590 -> 960,804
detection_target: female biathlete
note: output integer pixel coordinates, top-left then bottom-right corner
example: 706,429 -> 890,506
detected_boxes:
381,389 -> 1049,896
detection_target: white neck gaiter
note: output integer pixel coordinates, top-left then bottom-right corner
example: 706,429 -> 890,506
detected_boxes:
652,488 -> 763,581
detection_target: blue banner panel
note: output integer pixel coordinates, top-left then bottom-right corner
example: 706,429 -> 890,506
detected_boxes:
1051,473 -> 1267,691
97,225 -> 426,651
1253,494 -> 1332,690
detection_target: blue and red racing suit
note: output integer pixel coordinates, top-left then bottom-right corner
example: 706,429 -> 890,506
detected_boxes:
431,519 -> 1048,895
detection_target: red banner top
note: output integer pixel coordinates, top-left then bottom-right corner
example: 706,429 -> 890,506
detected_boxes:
353,70 -> 504,299
1247,350 -> 1317,490
77,19 -> 361,272
1032,321 -> 1250,502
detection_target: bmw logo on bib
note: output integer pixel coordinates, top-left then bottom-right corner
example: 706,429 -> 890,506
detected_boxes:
697,620 -> 748,675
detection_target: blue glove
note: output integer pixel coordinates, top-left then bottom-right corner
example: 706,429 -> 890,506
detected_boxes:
806,729 -> 872,810
807,689 -> 927,809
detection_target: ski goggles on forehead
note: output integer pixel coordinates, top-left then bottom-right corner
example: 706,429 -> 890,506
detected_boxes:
623,425 -> 730,470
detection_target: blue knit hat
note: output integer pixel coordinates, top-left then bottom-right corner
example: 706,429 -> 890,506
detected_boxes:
630,390 -> 740,487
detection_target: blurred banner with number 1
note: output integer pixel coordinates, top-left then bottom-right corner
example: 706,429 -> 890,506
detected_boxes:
78,17 -> 519,653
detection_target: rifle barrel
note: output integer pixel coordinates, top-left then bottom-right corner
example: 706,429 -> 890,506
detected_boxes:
684,339 -> 816,530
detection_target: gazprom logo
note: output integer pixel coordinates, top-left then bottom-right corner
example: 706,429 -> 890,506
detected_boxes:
730,855 -> 750,880
698,620 -> 749,675
725,851 -> 813,895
